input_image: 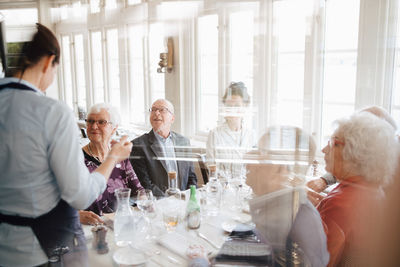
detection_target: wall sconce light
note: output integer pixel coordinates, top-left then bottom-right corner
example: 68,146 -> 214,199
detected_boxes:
157,37 -> 173,73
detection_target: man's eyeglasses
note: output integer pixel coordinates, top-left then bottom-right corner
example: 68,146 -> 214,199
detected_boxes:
85,119 -> 111,127
149,107 -> 172,114
328,136 -> 345,148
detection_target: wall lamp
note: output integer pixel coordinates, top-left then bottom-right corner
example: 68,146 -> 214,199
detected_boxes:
157,37 -> 173,73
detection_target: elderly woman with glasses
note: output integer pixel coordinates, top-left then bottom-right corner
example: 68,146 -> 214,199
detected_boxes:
79,103 -> 143,225
317,112 -> 398,266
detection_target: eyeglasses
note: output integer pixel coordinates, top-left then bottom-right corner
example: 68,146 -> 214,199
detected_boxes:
328,136 -> 345,148
149,107 -> 172,114
85,119 -> 112,127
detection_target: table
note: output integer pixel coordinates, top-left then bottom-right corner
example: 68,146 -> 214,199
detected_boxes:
84,194 -> 253,266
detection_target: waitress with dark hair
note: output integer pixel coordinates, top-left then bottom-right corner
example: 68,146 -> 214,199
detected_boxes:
0,24 -> 132,266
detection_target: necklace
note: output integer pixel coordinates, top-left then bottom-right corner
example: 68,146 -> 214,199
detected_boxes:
88,142 -> 102,163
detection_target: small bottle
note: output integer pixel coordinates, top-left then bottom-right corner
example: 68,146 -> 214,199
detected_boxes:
186,185 -> 201,229
166,171 -> 181,200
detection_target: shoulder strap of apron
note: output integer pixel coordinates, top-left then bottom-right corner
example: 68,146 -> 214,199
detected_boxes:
0,82 -> 37,92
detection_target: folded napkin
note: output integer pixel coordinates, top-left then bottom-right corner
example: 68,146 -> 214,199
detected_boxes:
214,226 -> 273,266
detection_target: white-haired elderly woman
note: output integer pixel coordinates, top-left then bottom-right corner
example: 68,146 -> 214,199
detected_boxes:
317,112 -> 398,266
79,103 -> 143,225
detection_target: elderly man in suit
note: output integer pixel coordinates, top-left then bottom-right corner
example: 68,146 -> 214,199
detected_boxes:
130,99 -> 197,196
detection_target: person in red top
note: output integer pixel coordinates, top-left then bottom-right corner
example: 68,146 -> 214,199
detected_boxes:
317,112 -> 399,266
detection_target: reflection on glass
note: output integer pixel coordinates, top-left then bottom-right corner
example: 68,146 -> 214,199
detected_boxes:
128,24 -> 145,124
106,28 -> 120,108
91,31 -> 105,103
74,34 -> 86,112
61,35 -> 73,110
198,14 -> 218,132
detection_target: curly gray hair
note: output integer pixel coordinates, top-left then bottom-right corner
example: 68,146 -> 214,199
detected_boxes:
334,112 -> 399,185
87,103 -> 121,127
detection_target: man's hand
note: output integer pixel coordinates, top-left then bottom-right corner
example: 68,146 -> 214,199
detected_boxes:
79,210 -> 104,225
306,178 -> 328,193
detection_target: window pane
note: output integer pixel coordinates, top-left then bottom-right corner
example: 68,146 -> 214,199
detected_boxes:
61,36 -> 73,110
74,34 -> 86,112
230,10 -> 254,96
90,0 -> 100,13
128,0 -> 141,5
390,4 -> 400,130
91,31 -> 105,103
198,14 -> 218,132
273,0 -> 313,128
148,23 -> 165,101
128,25 -> 145,124
321,0 -> 360,143
105,0 -> 117,10
0,8 -> 38,26
106,28 -> 120,107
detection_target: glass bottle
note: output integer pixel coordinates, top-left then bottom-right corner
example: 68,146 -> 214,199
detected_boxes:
186,185 -> 201,229
165,171 -> 181,200
114,188 -> 135,246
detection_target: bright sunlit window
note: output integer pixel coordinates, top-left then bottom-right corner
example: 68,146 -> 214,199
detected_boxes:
74,34 -> 87,111
197,14 -> 219,133
148,23 -> 165,102
106,28 -> 121,108
391,3 -> 400,131
90,0 -> 100,14
230,10 -> 254,96
0,8 -> 38,26
91,31 -> 105,104
61,35 -> 73,110
128,24 -> 146,125
321,0 -> 360,143
272,0 -> 313,128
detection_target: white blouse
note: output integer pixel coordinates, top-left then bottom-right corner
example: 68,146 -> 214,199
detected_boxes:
206,122 -> 255,179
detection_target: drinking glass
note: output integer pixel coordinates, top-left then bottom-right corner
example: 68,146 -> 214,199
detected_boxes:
136,189 -> 156,239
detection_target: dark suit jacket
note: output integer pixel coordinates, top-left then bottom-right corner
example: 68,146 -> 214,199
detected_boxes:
130,130 -> 197,196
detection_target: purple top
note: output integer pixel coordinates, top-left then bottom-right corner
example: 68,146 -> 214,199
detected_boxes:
83,150 -> 144,215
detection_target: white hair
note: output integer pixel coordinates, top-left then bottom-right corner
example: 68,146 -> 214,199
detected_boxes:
334,112 -> 399,185
87,103 -> 121,127
152,98 -> 175,114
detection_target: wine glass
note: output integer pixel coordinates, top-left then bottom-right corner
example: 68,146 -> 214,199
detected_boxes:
136,189 -> 156,239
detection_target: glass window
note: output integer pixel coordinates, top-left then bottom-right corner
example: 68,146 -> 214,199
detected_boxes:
128,24 -> 145,124
105,0 -> 117,10
197,14 -> 219,133
272,0 -> 313,128
0,8 -> 38,26
90,0 -> 100,14
148,23 -> 165,101
127,0 -> 141,5
91,31 -> 105,104
74,34 -> 87,112
391,4 -> 400,130
106,28 -> 120,107
321,0 -> 360,143
230,10 -> 254,96
61,35 -> 74,110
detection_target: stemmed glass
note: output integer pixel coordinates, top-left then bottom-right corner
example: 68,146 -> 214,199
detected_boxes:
136,189 -> 157,239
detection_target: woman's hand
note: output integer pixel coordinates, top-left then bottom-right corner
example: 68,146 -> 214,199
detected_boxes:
109,135 -> 133,164
79,210 -> 104,225
307,189 -> 325,207
306,178 -> 328,193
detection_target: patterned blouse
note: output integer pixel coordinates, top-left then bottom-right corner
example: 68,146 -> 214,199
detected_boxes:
83,150 -> 144,215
